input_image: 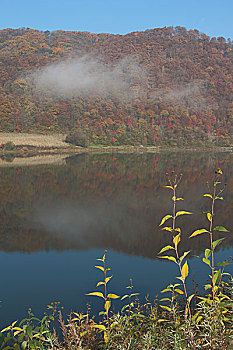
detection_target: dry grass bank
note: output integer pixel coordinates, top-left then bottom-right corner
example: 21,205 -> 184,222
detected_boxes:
0,154 -> 67,167
0,133 -> 67,147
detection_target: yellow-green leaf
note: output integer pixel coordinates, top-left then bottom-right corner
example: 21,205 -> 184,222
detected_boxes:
173,233 -> 180,248
212,238 -> 225,249
202,258 -> 211,267
174,288 -> 184,295
172,196 -> 184,201
176,211 -> 192,217
161,288 -> 172,293
181,261 -> 189,279
105,300 -> 111,313
96,281 -> 105,287
106,276 -> 112,284
189,229 -> 209,238
204,284 -> 212,290
159,215 -> 172,226
187,294 -> 195,304
180,251 -> 191,262
205,249 -> 212,259
207,213 -> 212,222
160,305 -> 171,311
159,256 -> 177,264
213,226 -> 229,232
107,293 -> 120,299
95,266 -> 105,272
163,185 -> 173,189
158,245 -> 174,254
161,227 -> 173,232
92,324 -> 106,331
157,319 -> 169,322
213,270 -> 221,286
203,194 -> 213,199
104,330 -> 108,343
86,292 -> 105,299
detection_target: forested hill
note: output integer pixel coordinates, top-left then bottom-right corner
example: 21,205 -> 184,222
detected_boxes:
0,26 -> 233,146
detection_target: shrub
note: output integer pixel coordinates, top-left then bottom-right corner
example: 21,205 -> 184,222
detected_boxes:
4,141 -> 15,151
65,129 -> 90,147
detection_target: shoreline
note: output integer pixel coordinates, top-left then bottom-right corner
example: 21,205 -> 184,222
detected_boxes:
0,144 -> 232,157
0,133 -> 232,159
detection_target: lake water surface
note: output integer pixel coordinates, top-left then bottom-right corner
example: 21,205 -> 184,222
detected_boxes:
0,151 -> 232,327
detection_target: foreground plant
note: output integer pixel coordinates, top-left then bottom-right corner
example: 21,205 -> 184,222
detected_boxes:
86,250 -> 120,343
189,168 -> 232,349
0,169 -> 232,349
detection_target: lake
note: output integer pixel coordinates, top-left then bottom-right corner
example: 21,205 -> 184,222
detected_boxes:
0,151 -> 232,327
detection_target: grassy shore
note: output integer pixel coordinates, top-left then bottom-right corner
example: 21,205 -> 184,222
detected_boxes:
0,133 -> 232,159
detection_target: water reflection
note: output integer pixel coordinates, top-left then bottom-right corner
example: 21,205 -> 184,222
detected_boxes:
0,151 -> 232,327
0,152 -> 232,257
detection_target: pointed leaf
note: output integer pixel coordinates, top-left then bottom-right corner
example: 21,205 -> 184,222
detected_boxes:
106,276 -> 112,284
92,324 -> 106,331
213,270 -> 221,286
216,261 -> 231,267
174,288 -> 184,295
202,258 -> 211,267
187,294 -> 195,304
203,194 -> 213,199
159,256 -> 177,264
204,284 -> 212,290
163,185 -> 173,189
161,227 -> 173,232
95,266 -> 105,272
121,294 -> 129,300
160,305 -> 171,311
207,213 -> 212,222
158,245 -> 174,254
86,292 -> 105,299
105,300 -> 111,313
160,298 -> 171,302
181,261 -> 189,279
159,215 -> 172,226
180,251 -> 191,262
176,211 -> 192,217
161,288 -> 172,293
173,233 -> 181,248
107,293 -> 120,299
205,249 -> 212,259
212,238 -> 225,249
189,229 -> 209,238
213,226 -> 229,232
96,281 -> 105,287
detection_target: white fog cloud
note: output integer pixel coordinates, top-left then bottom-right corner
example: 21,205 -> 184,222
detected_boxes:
29,55 -> 147,100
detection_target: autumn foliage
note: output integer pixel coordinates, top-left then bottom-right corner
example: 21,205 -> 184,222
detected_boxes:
0,26 -> 233,146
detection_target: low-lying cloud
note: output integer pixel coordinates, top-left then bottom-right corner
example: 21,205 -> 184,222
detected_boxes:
28,55 -> 210,110
29,55 -> 147,100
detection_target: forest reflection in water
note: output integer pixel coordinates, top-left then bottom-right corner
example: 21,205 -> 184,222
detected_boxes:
0,151 -> 232,257
0,151 -> 232,326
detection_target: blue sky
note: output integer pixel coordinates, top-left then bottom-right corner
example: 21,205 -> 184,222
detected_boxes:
1,0 -> 233,39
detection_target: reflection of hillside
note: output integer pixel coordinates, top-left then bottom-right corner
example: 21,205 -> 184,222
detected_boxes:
0,152 -> 232,258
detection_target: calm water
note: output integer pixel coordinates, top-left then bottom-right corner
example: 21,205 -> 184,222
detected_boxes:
0,151 -> 232,327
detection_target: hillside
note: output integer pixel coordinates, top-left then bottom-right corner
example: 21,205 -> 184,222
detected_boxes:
0,26 -> 233,146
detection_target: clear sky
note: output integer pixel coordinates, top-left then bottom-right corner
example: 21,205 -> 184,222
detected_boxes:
1,0 -> 233,39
